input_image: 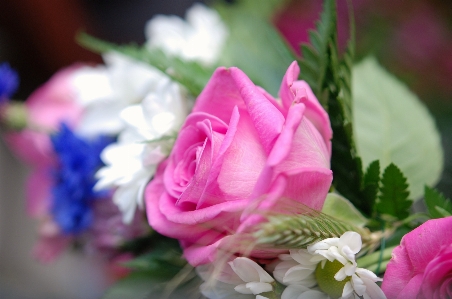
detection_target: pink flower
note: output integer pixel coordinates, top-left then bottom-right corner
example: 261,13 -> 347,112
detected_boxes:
145,62 -> 332,266
5,65 -> 84,168
382,217 -> 452,299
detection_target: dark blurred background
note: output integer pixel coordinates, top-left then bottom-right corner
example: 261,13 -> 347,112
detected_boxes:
0,0 -> 451,298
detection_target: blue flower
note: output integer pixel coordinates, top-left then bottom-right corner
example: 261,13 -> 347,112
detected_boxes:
50,123 -> 114,234
0,62 -> 19,101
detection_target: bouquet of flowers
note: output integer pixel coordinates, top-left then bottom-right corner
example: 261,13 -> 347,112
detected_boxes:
1,0 -> 450,298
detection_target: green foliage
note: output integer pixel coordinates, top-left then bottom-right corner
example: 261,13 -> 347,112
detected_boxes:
424,186 -> 452,218
77,33 -> 214,96
103,237 -> 204,299
254,205 -> 372,249
297,0 -> 373,216
122,240 -> 185,279
353,57 -> 443,199
102,270 -> 204,299
297,0 -> 337,107
362,160 -> 381,209
215,0 -> 296,95
321,193 -> 368,227
376,163 -> 412,220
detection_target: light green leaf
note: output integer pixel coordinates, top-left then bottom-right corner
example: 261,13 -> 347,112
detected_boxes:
322,193 -> 368,227
215,0 -> 295,96
353,57 -> 443,199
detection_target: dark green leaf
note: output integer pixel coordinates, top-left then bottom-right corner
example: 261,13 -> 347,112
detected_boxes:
215,0 -> 296,95
295,0 -> 371,216
77,32 -> 214,96
363,160 -> 380,208
424,186 -> 452,218
102,269 -> 205,299
297,0 -> 336,106
377,163 -> 412,219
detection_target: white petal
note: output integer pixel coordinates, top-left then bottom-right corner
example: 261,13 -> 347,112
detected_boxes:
229,258 -> 274,283
290,249 -> 318,266
283,265 -> 316,284
234,284 -> 254,295
342,281 -> 354,298
245,282 -> 272,295
355,268 -> 382,282
273,260 -> 300,284
334,266 -> 348,281
339,232 -> 362,254
360,276 -> 387,299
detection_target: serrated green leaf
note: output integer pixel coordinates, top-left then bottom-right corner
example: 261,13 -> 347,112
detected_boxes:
424,186 -> 452,219
353,57 -> 444,199
77,33 -> 214,96
377,163 -> 412,219
322,193 -> 368,227
296,0 -> 370,216
297,0 -> 336,106
215,0 -> 295,96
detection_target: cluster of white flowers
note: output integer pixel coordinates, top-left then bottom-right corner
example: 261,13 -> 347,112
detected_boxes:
89,3 -> 228,223
198,232 -> 386,299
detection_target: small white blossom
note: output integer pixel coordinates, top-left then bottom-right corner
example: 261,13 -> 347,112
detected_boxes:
145,3 -> 228,65
197,257 -> 274,299
308,231 -> 361,281
272,232 -> 385,299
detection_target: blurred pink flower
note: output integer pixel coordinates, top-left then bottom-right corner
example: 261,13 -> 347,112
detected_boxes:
3,64 -> 147,262
145,62 -> 332,266
382,217 -> 452,299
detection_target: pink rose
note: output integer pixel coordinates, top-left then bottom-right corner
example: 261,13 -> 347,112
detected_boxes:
145,62 -> 332,266
382,217 -> 452,299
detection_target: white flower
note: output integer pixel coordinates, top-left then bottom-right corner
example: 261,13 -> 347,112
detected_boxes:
272,232 -> 386,299
145,3 -> 228,65
273,249 -> 317,287
71,52 -> 164,137
95,76 -> 188,223
341,268 -> 386,299
308,231 -> 361,281
197,257 -> 274,299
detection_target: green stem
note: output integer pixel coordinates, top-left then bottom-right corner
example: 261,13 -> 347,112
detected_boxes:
357,245 -> 396,269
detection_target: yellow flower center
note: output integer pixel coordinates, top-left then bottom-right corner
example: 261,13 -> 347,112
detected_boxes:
315,260 -> 351,299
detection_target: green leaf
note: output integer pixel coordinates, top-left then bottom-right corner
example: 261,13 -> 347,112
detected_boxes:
215,0 -> 296,95
296,0 -> 371,216
77,33 -> 214,96
102,269 -> 204,299
377,163 -> 412,219
321,193 -> 368,227
353,57 -> 444,199
297,0 -> 336,107
101,272 -> 162,299
424,186 -> 452,218
362,160 -> 380,208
